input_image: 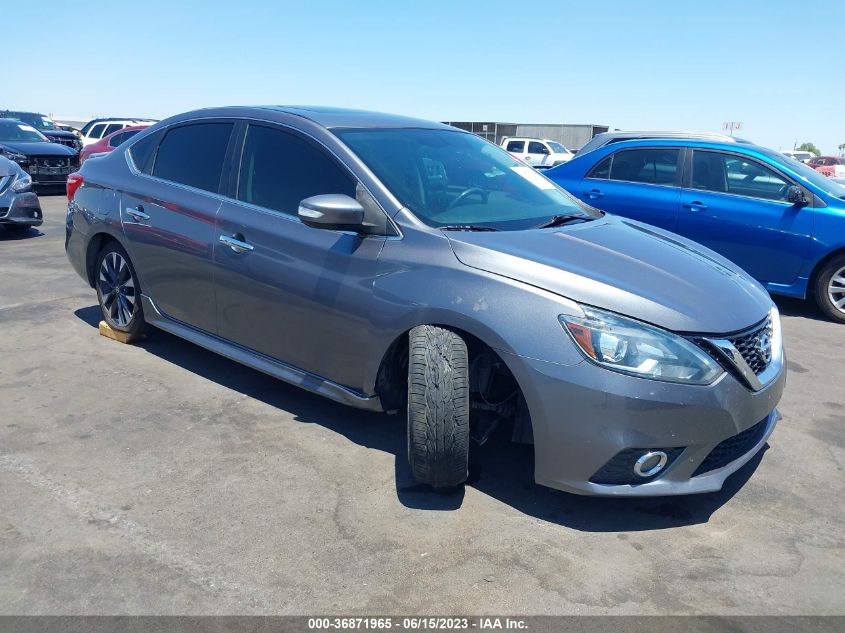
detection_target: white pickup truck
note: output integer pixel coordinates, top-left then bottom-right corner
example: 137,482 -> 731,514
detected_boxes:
501,137 -> 574,168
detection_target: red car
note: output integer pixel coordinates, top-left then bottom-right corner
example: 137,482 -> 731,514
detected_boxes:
807,156 -> 845,178
79,125 -> 150,164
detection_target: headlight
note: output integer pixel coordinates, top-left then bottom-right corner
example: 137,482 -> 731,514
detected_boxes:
560,306 -> 724,385
11,172 -> 32,192
1,148 -> 27,163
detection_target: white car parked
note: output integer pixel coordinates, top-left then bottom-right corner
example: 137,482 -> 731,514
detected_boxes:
781,150 -> 815,163
80,118 -> 157,147
501,137 -> 574,168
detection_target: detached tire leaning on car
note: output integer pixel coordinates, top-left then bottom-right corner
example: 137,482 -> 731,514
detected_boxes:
407,325 -> 470,491
814,253 -> 845,324
96,242 -> 147,337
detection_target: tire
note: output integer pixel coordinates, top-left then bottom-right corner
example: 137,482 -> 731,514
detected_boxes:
407,325 -> 470,490
814,254 -> 845,324
95,242 -> 147,336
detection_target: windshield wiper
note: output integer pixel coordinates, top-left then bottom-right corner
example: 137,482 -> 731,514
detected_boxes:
440,224 -> 499,232
534,214 -> 590,229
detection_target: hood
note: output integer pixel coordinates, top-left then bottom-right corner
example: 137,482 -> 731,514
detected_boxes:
0,141 -> 77,156
445,216 -> 772,334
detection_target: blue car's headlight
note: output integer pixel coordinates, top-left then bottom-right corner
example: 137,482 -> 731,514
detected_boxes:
1,149 -> 27,163
560,306 -> 724,385
11,172 -> 32,192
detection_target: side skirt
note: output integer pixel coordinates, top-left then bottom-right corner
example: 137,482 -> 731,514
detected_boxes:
141,295 -> 383,412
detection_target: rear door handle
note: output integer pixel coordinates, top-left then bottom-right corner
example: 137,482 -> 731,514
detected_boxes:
219,233 -> 254,254
684,201 -> 708,212
125,206 -> 150,221
585,189 -> 604,199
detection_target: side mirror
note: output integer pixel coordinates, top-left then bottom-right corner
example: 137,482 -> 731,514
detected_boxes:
785,185 -> 809,206
298,194 -> 365,231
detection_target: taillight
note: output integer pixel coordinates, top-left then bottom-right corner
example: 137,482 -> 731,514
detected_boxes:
67,172 -> 84,201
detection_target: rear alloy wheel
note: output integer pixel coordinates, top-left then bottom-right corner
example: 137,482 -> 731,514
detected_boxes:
96,243 -> 146,336
407,325 -> 470,491
814,255 -> 845,324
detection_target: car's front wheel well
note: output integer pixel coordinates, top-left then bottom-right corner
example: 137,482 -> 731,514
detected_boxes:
809,247 -> 845,293
85,233 -> 122,287
375,326 -> 533,445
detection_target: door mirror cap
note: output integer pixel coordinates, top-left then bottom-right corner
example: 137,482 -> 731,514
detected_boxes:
785,185 -> 809,206
298,194 -> 365,230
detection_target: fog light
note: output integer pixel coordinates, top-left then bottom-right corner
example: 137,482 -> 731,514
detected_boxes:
633,451 -> 668,478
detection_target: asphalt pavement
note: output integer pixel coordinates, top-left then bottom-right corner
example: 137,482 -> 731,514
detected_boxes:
0,194 -> 843,615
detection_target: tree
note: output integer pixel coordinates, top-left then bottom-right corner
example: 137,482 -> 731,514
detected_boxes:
839,143 -> 845,157
796,142 -> 821,156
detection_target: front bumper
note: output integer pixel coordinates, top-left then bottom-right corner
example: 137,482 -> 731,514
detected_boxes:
0,192 -> 43,226
501,348 -> 785,496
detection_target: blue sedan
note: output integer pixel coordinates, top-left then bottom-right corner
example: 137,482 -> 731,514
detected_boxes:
547,139 -> 845,323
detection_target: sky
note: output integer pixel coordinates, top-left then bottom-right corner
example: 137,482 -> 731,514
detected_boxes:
6,0 -> 844,154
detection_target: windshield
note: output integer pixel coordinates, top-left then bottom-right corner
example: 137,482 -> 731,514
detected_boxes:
548,141 -> 570,154
759,147 -> 845,198
0,120 -> 49,143
334,128 -> 598,230
8,112 -> 56,130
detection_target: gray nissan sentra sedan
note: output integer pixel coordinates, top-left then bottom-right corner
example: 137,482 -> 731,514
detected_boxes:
65,106 -> 785,496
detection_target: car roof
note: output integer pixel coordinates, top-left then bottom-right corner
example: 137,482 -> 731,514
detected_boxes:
577,137 -> 779,156
164,106 -> 454,131
593,130 -> 749,143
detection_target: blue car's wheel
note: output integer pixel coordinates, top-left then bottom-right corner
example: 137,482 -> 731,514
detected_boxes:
815,254 -> 845,324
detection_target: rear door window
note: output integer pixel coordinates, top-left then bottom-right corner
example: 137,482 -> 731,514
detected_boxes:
505,140 -> 525,153
236,124 -> 355,216
692,150 -> 791,202
152,122 -> 233,193
608,148 -> 680,185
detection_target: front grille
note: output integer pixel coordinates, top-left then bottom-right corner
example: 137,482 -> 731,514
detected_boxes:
692,418 -> 769,477
35,156 -> 70,168
725,316 -> 773,375
590,447 -> 685,485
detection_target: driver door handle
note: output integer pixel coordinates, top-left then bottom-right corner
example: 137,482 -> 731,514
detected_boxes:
219,233 -> 254,253
585,189 -> 604,199
684,201 -> 708,212
125,206 -> 150,222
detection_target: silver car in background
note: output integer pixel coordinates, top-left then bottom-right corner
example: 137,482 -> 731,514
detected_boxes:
65,106 -> 785,497
0,156 -> 42,233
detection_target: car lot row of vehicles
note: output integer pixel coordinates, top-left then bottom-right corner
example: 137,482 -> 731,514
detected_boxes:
5,102 -> 840,499
0,111 -> 155,194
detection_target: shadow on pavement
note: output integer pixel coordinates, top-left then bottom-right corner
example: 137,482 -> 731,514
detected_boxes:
0,226 -> 44,240
773,295 -> 828,323
74,304 -> 767,532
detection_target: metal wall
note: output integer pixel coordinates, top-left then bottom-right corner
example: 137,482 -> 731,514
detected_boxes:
444,121 -> 609,150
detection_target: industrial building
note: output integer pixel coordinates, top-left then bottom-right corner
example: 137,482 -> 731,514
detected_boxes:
443,121 -> 610,151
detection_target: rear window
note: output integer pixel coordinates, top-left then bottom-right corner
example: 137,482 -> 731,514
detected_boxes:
152,123 -> 233,192
505,140 -> 524,152
128,131 -> 159,174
